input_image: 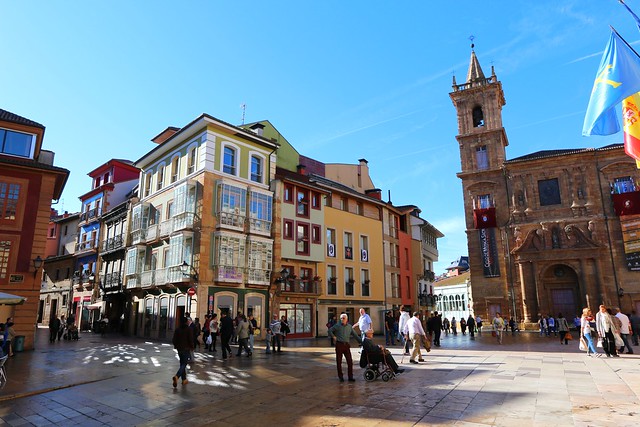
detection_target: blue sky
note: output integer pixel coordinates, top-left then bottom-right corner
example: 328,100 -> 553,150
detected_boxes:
1,1 -> 636,273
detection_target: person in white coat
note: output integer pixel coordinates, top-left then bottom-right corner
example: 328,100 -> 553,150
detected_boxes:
397,306 -> 411,355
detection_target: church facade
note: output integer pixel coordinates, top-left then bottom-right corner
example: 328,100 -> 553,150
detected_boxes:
451,49 -> 640,327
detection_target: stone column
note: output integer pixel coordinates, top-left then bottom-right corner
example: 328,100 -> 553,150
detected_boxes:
518,261 -> 537,323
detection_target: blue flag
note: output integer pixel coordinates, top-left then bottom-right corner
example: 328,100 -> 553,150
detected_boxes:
583,29 -> 640,136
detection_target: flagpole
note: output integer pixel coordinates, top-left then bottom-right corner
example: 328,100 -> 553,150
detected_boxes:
610,25 -> 640,59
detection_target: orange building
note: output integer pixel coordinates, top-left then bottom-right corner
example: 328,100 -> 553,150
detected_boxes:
0,108 -> 69,350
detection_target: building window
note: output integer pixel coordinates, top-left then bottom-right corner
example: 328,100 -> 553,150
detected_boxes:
312,225 -> 321,244
223,146 -> 236,175
187,146 -> 197,174
104,172 -> 110,183
344,232 -> 353,260
360,235 -> 368,262
0,128 -> 36,158
327,228 -> 336,257
247,239 -> 273,283
613,176 -> 635,194
404,248 -> 409,269
171,156 -> 179,183
144,173 -> 152,197
361,269 -> 370,297
340,197 -> 348,211
327,265 -> 337,295
391,274 -> 400,298
249,191 -> 272,233
250,156 -> 263,183
0,182 -> 21,221
214,234 -> 245,281
284,184 -> 294,203
472,106 -> 485,127
538,178 -> 561,206
389,213 -> 398,238
476,146 -> 489,170
296,189 -> 309,217
478,194 -> 492,209
283,219 -> 294,240
217,183 -> 247,227
311,192 -> 321,209
156,165 -> 165,190
345,267 -> 354,296
296,223 -> 310,255
356,202 -> 363,216
0,240 -> 11,280
300,267 -> 312,281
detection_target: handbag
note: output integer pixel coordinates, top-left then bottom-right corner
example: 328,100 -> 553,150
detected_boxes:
597,337 -> 603,348
614,333 -> 624,348
579,336 -> 587,351
253,328 -> 261,336
491,330 -> 497,337
565,332 -> 573,341
205,335 -> 212,345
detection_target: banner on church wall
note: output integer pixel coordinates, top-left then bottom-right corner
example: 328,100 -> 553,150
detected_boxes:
619,213 -> 640,271
479,228 -> 500,277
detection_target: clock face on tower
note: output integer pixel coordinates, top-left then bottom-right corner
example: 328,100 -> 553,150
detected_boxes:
538,178 -> 561,206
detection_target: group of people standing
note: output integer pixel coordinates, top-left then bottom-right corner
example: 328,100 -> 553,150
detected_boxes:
48,314 -> 78,343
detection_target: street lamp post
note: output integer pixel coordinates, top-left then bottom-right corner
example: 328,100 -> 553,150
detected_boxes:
181,261 -> 199,314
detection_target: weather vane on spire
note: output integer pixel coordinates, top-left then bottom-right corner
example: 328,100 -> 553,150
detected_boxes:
469,35 -> 475,50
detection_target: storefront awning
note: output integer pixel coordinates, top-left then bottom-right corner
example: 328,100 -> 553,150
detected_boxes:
87,302 -> 103,310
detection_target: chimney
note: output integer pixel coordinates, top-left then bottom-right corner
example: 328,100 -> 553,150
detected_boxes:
297,164 -> 307,176
250,123 -> 265,136
365,188 -> 382,200
358,158 -> 368,165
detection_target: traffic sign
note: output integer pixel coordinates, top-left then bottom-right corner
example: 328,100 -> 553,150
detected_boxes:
187,287 -> 196,296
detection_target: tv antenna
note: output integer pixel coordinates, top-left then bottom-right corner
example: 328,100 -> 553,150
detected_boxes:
240,103 -> 246,124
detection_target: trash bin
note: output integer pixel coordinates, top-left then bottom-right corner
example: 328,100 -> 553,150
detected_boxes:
13,335 -> 25,352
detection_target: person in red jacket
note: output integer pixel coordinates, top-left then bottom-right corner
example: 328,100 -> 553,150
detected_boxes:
172,317 -> 194,388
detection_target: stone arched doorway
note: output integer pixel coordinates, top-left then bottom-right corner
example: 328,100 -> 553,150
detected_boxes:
541,264 -> 580,318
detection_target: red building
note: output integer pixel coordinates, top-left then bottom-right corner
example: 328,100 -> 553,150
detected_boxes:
0,108 -> 69,350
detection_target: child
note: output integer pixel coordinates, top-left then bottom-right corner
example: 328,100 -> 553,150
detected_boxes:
265,328 -> 273,354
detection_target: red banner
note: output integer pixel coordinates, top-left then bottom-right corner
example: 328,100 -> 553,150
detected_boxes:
613,191 -> 640,216
474,208 -> 497,229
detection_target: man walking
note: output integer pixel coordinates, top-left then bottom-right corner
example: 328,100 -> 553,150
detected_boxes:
49,314 -> 61,343
328,313 -> 362,382
397,306 -> 411,355
269,314 -> 282,353
219,311 -> 234,359
428,311 -> 442,347
493,312 -> 505,344
403,312 -> 427,364
172,317 -> 194,388
615,308 -> 633,354
355,308 -> 372,342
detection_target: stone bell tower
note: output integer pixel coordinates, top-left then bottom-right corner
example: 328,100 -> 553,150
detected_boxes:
450,44 -> 512,321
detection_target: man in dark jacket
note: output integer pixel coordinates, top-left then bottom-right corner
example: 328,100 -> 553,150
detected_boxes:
361,329 -> 404,374
172,317 -> 194,388
219,311 -> 234,359
428,311 -> 443,347
49,315 -> 61,343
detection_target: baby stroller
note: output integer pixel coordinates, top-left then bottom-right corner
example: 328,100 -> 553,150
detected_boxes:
359,347 -> 396,382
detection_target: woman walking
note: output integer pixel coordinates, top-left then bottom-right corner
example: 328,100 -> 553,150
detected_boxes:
451,317 -> 458,335
172,317 -> 194,388
209,314 -> 219,353
492,312 -> 505,344
557,313 -> 570,345
581,308 -> 600,357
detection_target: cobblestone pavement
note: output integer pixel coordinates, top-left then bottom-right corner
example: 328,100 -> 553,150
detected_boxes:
1,328 -> 639,426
